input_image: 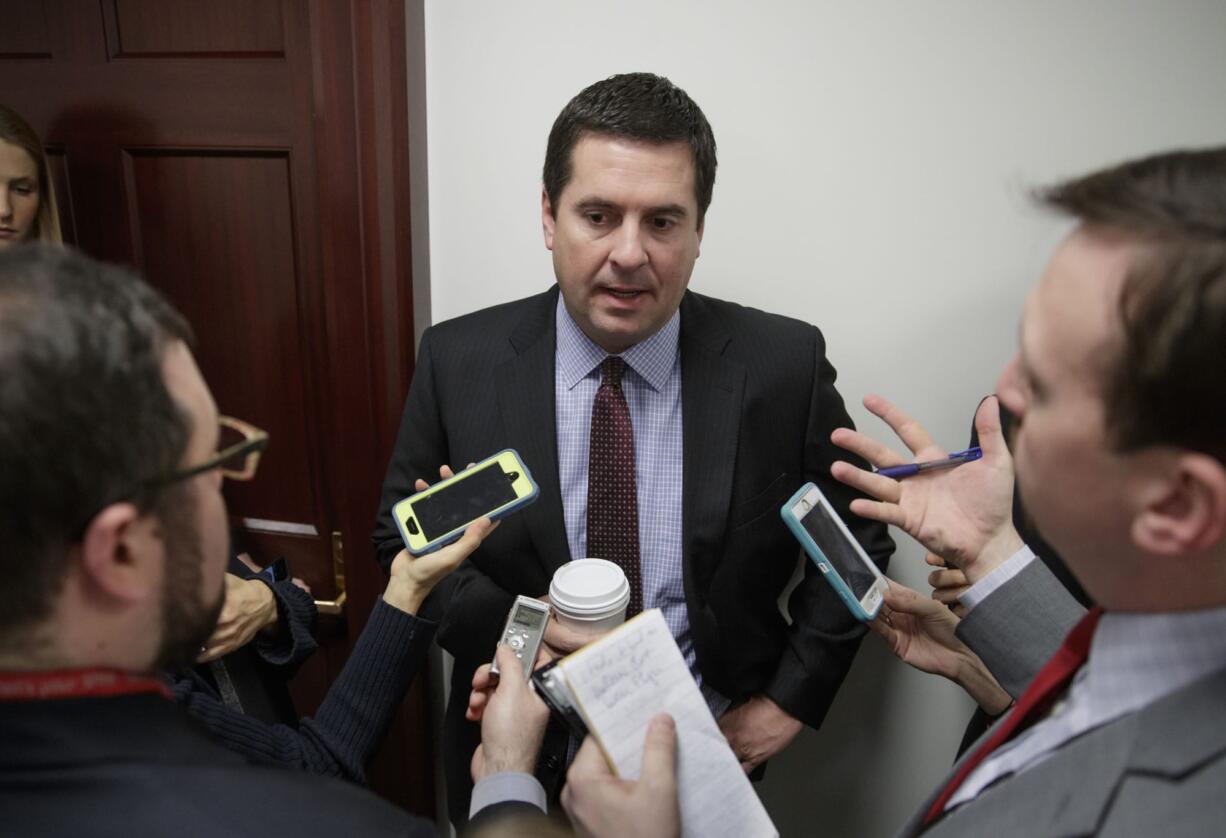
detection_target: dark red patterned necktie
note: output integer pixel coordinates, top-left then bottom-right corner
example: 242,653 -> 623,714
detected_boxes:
923,606 -> 1105,826
587,356 -> 642,615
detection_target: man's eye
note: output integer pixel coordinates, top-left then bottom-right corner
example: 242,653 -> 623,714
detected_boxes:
651,217 -> 677,231
585,212 -> 606,225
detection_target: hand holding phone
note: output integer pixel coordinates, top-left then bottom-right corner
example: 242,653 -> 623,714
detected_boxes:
393,449 -> 538,555
781,482 -> 889,621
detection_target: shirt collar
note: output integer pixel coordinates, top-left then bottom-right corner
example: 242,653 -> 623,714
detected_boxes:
1082,604 -> 1226,717
555,295 -> 680,392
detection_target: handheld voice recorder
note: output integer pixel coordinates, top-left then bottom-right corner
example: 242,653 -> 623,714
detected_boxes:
490,595 -> 551,680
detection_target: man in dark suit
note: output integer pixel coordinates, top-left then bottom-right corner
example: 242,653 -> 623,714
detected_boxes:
372,72 -> 893,824
0,247 -> 552,836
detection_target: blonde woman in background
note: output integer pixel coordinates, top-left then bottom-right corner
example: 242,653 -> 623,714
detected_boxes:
0,105 -> 62,247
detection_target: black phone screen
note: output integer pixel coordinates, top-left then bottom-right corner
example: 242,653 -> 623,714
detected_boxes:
413,462 -> 517,541
800,499 -> 877,599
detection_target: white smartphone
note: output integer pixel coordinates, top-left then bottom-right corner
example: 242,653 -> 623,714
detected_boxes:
781,482 -> 889,621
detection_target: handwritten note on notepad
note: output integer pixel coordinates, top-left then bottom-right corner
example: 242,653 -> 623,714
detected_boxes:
557,609 -> 778,838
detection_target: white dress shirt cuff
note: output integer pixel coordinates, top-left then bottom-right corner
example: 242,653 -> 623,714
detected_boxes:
469,771 -> 547,818
958,545 -> 1037,612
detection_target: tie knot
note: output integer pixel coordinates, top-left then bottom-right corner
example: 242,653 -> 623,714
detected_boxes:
601,356 -> 626,387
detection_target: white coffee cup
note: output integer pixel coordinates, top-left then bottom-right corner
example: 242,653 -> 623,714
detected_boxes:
548,558 -> 630,636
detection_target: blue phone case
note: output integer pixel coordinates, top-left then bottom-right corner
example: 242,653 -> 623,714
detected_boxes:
393,449 -> 540,555
780,482 -> 884,621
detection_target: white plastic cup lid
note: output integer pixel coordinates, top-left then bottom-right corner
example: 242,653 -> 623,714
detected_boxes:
549,558 -> 630,618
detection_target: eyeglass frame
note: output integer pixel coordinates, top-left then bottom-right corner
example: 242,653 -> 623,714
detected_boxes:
151,415 -> 269,487
70,416 -> 268,541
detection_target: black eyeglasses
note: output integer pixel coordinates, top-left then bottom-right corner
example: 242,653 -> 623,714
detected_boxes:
153,415 -> 269,486
72,417 -> 269,540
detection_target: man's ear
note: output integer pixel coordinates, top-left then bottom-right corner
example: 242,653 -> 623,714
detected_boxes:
541,188 -> 556,250
695,217 -> 704,258
1132,453 -> 1226,556
79,503 -> 164,605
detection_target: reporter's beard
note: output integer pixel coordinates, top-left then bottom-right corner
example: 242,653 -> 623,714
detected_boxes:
151,486 -> 227,671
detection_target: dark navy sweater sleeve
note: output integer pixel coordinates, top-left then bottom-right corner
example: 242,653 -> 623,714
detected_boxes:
174,600 -> 435,783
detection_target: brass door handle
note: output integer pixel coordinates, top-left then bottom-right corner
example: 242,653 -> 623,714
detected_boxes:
314,531 -> 347,616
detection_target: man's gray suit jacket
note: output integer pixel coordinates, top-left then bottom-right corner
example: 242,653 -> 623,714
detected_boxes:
896,559 -> 1226,837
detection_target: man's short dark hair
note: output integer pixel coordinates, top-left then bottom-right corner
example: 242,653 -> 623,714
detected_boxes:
542,72 -> 718,225
0,246 -> 195,645
1040,147 -> 1226,462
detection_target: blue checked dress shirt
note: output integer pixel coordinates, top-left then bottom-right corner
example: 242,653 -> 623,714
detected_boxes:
554,298 -> 729,714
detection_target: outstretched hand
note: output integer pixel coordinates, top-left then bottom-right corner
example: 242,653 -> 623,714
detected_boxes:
830,395 -> 1023,584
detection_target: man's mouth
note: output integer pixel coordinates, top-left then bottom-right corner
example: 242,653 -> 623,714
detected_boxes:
606,288 -> 642,299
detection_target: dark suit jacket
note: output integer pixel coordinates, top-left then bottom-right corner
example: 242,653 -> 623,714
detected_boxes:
898,560 -> 1226,837
0,693 -> 432,838
372,287 -> 893,821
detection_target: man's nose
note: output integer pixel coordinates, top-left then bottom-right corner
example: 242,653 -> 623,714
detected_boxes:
609,221 -> 648,272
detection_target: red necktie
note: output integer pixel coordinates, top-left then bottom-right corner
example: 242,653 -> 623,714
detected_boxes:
587,357 -> 642,616
923,606 -> 1104,826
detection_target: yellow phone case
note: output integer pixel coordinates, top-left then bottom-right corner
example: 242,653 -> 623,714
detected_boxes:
392,449 -> 538,555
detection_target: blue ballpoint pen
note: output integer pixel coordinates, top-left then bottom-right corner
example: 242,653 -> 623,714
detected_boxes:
876,447 -> 982,479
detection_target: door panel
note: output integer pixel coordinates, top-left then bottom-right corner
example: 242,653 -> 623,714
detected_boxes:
105,0 -> 285,58
3,0 -> 429,816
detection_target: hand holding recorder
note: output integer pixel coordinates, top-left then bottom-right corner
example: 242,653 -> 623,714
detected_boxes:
829,395 -> 1023,585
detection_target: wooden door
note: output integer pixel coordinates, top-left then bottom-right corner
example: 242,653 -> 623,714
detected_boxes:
2,0 -> 429,815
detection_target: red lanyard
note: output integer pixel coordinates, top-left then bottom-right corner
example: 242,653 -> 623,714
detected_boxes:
0,668 -> 172,702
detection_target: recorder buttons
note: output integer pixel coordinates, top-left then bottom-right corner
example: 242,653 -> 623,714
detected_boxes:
509,636 -> 525,650
818,562 -> 830,573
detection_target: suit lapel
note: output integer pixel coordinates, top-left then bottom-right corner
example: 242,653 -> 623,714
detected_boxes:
679,293 -> 746,582
910,667 -> 1226,837
495,287 -> 572,574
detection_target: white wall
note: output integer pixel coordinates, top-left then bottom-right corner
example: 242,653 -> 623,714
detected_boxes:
420,2 -> 1226,834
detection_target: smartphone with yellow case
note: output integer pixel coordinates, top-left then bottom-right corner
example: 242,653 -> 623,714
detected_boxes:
393,449 -> 539,555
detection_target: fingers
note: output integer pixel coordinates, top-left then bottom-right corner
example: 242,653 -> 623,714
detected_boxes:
466,662 -> 496,722
866,612 -> 895,641
881,581 -> 938,616
413,478 -> 429,492
472,661 -> 495,691
847,497 -> 908,529
862,394 -> 941,457
493,643 -> 528,683
639,715 -> 678,784
567,734 -> 613,781
928,568 -> 969,590
932,586 -> 966,607
830,426 -> 907,469
924,552 -> 948,568
439,464 -> 456,479
974,396 -> 1009,462
830,460 -> 901,503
